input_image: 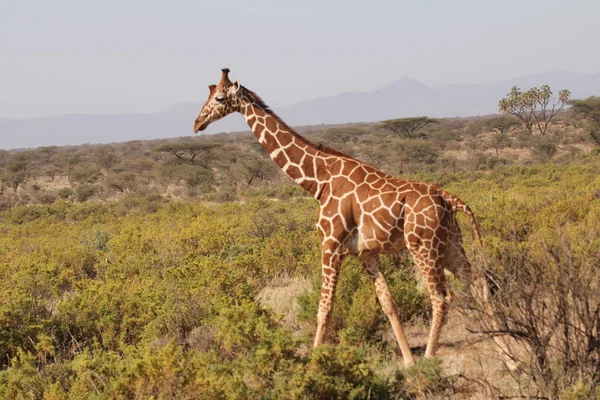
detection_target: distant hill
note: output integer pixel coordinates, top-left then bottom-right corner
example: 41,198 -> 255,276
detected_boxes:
1,71 -> 599,150
277,71 -> 600,125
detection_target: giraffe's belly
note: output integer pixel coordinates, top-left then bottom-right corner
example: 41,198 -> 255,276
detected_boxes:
347,225 -> 406,255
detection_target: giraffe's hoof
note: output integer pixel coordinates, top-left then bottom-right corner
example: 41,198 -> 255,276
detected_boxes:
399,357 -> 416,369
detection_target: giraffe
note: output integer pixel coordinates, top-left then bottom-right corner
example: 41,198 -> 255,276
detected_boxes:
193,68 -> 508,367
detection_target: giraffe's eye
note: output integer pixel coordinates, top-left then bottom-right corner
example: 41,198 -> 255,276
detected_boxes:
215,95 -> 225,103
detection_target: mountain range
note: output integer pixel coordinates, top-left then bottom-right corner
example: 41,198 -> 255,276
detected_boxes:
1,71 -> 599,150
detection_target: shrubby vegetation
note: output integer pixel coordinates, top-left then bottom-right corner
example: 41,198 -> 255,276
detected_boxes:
0,196 -> 410,398
0,157 -> 598,398
568,96 -> 600,145
0,106 -> 597,209
0,104 -> 599,397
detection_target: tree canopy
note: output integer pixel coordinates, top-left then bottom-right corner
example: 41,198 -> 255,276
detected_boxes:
156,140 -> 220,166
481,116 -> 521,134
322,127 -> 366,143
498,85 -> 570,135
380,117 -> 438,139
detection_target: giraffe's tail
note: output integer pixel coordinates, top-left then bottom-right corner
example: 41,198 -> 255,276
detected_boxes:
439,189 -> 503,294
438,189 -> 487,267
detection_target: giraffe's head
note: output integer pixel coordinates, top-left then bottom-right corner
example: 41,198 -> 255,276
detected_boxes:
194,68 -> 243,133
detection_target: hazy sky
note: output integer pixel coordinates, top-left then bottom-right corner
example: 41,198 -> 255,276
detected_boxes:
1,0 -> 599,119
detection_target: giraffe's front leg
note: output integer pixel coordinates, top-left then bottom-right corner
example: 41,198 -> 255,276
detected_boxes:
360,252 -> 416,367
313,243 -> 345,347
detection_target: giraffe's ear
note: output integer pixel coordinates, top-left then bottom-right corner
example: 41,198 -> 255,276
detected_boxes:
231,80 -> 242,97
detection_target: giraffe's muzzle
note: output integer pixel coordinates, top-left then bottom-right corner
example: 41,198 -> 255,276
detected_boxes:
194,118 -> 208,133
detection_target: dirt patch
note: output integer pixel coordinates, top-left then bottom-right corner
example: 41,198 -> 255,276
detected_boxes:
257,276 -> 312,330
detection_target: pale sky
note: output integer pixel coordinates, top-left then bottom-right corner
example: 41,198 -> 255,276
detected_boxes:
1,0 -> 599,119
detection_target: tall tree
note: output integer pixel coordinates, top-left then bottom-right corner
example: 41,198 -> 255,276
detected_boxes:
380,117 -> 438,139
567,96 -> 600,146
498,85 -> 570,135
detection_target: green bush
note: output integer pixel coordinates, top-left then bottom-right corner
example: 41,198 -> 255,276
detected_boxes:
57,187 -> 74,199
0,161 -> 598,398
74,184 -> 98,202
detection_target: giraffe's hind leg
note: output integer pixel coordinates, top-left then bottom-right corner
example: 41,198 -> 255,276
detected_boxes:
406,239 -> 451,359
359,252 -> 415,367
444,225 -> 519,370
444,224 -> 500,326
443,227 -> 480,298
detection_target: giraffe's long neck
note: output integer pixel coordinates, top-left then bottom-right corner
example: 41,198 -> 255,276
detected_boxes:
239,91 -> 328,197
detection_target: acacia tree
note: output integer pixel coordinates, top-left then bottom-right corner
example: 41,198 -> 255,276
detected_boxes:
487,133 -> 511,157
2,162 -> 27,192
360,146 -> 387,168
498,85 -> 570,135
156,140 -> 219,166
64,152 -> 84,178
380,117 -> 438,139
0,152 -> 36,192
567,96 -> 600,145
322,127 -> 366,144
36,147 -> 61,181
482,115 -> 521,134
106,172 -> 137,194
94,146 -> 119,172
229,153 -> 279,186
180,164 -> 214,190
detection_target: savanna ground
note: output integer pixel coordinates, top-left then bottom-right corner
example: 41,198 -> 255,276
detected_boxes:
1,112 -> 599,399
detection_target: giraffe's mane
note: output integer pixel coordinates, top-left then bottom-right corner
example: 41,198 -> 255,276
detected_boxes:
242,87 -> 358,161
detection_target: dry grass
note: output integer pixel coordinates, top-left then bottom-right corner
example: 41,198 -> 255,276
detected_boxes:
257,275 -> 312,330
373,309 -> 523,399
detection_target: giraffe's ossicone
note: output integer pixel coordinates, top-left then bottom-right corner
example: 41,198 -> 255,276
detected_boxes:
194,68 -> 508,367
